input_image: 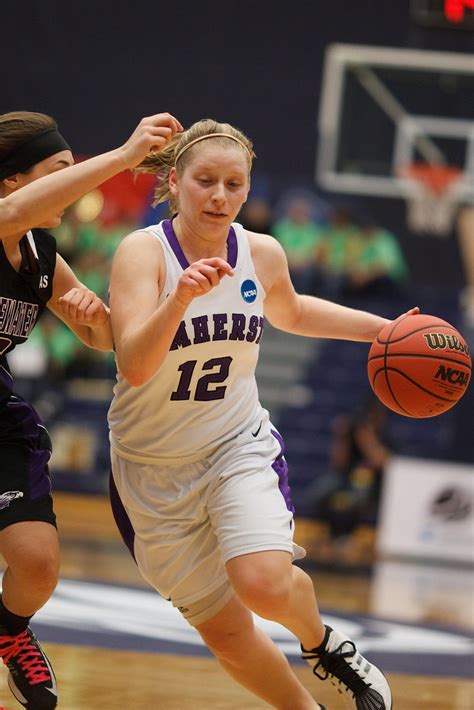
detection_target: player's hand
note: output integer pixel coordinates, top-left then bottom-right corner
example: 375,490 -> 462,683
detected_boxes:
120,113 -> 184,168
372,307 -> 420,340
174,258 -> 234,308
58,286 -> 110,327
392,306 -> 420,324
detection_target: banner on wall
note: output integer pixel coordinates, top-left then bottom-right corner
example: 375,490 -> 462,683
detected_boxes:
377,457 -> 474,564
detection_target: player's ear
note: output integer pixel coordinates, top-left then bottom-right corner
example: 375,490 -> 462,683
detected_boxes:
169,167 -> 179,197
2,173 -> 22,193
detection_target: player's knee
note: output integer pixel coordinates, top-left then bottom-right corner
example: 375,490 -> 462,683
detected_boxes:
233,567 -> 292,618
12,548 -> 59,591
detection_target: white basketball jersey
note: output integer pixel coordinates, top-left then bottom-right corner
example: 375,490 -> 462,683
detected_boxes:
109,220 -> 266,462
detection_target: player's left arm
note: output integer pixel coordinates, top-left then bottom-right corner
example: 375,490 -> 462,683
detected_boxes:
47,254 -> 113,351
253,234 -> 416,342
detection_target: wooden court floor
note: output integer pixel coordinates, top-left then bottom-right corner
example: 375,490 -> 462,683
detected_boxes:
0,493 -> 472,710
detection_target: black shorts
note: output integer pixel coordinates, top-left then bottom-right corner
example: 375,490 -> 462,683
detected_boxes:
0,430 -> 56,531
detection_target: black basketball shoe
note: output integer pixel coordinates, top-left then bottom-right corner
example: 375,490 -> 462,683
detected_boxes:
0,626 -> 57,709
302,625 -> 392,710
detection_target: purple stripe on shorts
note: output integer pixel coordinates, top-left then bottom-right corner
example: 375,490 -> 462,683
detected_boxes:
109,471 -> 136,561
271,429 -> 295,515
0,365 -> 13,398
0,398 -> 52,500
162,220 -> 238,270
28,446 -> 52,500
3,398 -> 42,440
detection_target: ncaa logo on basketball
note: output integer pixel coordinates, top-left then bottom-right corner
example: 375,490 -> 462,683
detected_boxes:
434,365 -> 469,388
241,279 -> 257,303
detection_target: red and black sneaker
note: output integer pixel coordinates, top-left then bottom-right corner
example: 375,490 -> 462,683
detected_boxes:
0,626 -> 57,709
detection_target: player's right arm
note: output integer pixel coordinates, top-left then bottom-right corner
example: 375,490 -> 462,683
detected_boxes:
0,113 -> 183,239
110,231 -> 232,387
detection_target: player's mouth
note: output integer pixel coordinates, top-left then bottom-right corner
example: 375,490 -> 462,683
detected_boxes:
203,211 -> 228,218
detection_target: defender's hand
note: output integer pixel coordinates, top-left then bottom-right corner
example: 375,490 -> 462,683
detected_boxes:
58,286 -> 110,327
120,113 -> 183,168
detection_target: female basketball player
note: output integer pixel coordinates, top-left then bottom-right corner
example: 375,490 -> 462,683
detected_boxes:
109,119 -> 414,709
0,110 -> 182,710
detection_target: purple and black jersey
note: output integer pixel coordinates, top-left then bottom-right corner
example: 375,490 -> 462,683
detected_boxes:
0,229 -> 56,437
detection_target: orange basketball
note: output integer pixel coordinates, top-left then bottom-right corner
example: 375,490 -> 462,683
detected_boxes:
368,314 -> 471,418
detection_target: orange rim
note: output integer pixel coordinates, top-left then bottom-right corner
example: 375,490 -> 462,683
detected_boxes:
398,163 -> 462,195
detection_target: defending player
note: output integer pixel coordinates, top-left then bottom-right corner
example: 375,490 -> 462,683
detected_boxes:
0,109 -> 182,709
108,119 -> 415,709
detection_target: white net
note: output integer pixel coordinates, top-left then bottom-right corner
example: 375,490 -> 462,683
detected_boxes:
401,166 -> 463,237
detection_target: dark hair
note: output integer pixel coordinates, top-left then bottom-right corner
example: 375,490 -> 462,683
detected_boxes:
0,111 -> 57,165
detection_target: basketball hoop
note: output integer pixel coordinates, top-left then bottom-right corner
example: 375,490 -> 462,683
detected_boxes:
398,163 -> 463,237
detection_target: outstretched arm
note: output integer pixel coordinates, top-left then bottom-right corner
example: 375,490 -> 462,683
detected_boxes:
0,113 -> 183,239
253,234 -> 417,341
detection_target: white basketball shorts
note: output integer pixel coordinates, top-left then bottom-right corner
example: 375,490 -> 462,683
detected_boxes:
110,412 -> 305,625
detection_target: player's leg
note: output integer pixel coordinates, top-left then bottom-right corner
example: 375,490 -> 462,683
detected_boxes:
196,593 -> 323,710
110,454 -> 328,710
1,521 -> 59,614
227,550 -> 392,710
0,437 -> 59,709
226,550 -> 324,650
210,420 -> 392,710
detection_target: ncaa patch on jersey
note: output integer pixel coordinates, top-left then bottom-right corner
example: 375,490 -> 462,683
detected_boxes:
241,279 -> 257,303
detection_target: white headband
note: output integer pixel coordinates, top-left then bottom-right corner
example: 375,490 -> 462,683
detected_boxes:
174,133 -> 253,165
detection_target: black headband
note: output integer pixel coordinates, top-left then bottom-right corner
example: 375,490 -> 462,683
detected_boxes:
0,128 -> 71,180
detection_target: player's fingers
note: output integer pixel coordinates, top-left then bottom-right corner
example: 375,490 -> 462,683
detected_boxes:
84,298 -> 108,324
195,264 -> 221,288
58,288 -> 81,320
200,257 -> 234,275
216,265 -> 234,279
394,306 -> 420,322
150,126 -> 174,141
187,269 -> 212,291
141,113 -> 183,134
74,291 -> 96,321
64,288 -> 96,322
82,297 -> 101,320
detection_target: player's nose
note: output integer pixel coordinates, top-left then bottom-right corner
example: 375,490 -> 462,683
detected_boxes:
211,183 -> 226,202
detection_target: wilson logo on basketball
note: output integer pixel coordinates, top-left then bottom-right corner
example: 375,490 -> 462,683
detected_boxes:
434,365 -> 470,388
423,333 -> 469,355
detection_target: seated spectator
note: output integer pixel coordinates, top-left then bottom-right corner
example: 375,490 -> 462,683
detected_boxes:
342,214 -> 409,298
306,399 -> 393,560
314,205 -> 360,299
273,194 -> 325,294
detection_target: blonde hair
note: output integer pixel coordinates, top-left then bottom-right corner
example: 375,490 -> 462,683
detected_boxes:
135,118 -> 255,213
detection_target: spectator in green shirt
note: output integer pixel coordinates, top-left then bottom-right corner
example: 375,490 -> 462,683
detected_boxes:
273,196 -> 325,294
343,215 -> 409,297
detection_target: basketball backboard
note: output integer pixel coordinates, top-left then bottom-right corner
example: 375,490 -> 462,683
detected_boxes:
316,44 -> 474,212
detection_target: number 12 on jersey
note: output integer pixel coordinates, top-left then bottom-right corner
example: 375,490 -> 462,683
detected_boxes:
171,356 -> 233,401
